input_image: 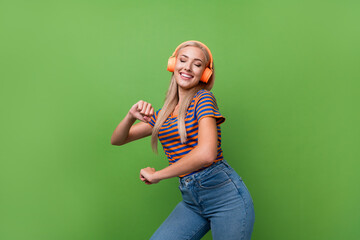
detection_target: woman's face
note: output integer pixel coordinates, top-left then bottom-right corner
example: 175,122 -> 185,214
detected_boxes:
174,46 -> 207,90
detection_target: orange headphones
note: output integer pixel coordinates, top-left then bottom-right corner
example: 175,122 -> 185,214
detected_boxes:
167,40 -> 214,84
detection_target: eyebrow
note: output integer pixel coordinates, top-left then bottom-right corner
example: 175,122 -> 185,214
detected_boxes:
180,54 -> 203,63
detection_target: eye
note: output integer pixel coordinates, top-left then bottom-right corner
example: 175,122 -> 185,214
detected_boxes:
180,59 -> 185,63
195,64 -> 202,67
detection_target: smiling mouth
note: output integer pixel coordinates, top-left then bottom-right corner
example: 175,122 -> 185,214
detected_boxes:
180,72 -> 194,80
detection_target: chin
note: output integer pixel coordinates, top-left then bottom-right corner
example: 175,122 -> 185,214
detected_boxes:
176,77 -> 198,89
178,81 -> 198,90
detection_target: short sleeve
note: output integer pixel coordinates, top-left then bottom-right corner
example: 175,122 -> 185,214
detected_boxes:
195,90 -> 225,125
147,109 -> 161,127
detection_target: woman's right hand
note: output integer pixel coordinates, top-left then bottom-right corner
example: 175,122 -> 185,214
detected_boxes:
128,100 -> 154,123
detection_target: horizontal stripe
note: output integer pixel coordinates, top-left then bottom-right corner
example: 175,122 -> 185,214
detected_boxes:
160,131 -> 199,146
163,142 -> 198,152
160,127 -> 198,140
147,89 -> 226,177
159,124 -> 198,137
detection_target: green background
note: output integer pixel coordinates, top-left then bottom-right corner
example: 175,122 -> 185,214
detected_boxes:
1,0 -> 359,239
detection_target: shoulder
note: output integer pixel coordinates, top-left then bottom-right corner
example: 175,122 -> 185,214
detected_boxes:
194,89 -> 218,105
148,108 -> 162,127
195,89 -> 212,97
154,108 -> 162,119
194,89 -> 225,124
195,89 -> 215,99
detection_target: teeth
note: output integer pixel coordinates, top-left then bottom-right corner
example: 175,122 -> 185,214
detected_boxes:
181,73 -> 192,78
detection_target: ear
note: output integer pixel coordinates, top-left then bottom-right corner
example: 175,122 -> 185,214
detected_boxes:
204,62 -> 215,91
200,68 -> 213,83
167,57 -> 176,72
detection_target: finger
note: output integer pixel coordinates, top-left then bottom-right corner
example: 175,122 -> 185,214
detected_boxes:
140,102 -> 148,114
149,107 -> 154,116
144,103 -> 152,116
140,170 -> 146,179
138,114 -> 148,123
143,116 -> 150,122
137,101 -> 144,111
140,169 -> 149,177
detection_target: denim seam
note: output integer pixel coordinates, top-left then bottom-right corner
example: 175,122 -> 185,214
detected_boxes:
198,177 -> 232,189
182,185 -> 204,215
194,164 -> 226,183
223,170 -> 247,240
191,161 -> 224,180
226,170 -> 254,207
186,221 -> 209,240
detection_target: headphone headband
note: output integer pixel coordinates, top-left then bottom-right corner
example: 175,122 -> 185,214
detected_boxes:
170,40 -> 213,70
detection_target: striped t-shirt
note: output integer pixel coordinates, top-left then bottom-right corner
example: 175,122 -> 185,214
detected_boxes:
147,89 -> 225,177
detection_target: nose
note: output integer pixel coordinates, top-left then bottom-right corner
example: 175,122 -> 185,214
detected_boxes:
184,61 -> 192,71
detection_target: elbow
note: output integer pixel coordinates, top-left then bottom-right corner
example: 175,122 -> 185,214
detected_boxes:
110,137 -> 117,145
110,138 -> 124,146
200,148 -> 218,165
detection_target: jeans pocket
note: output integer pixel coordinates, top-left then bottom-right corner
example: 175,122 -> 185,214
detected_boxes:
198,170 -> 231,189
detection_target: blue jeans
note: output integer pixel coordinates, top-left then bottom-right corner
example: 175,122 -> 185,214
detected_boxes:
150,160 -> 255,240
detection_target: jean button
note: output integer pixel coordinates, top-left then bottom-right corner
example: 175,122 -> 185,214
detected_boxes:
185,179 -> 190,183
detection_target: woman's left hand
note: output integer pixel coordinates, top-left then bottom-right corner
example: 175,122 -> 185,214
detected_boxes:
140,167 -> 161,184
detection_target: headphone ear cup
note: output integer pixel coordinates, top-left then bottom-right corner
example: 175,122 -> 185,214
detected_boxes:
167,57 -> 176,72
200,68 -> 213,83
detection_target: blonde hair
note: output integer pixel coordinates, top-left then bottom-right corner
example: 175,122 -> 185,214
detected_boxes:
151,41 -> 215,153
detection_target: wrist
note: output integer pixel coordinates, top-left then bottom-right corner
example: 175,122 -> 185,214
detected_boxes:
153,171 -> 163,183
126,111 -> 136,122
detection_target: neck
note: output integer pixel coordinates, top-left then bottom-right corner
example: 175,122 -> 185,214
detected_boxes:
177,85 -> 202,107
177,86 -> 195,106
177,87 -> 187,106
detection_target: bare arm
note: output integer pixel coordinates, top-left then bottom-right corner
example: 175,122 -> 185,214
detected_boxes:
139,117 -> 218,183
111,100 -> 154,146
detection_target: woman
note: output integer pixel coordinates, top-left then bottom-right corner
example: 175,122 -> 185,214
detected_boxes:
111,40 -> 255,240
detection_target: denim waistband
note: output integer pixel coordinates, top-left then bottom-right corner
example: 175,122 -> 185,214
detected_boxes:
179,160 -> 230,184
